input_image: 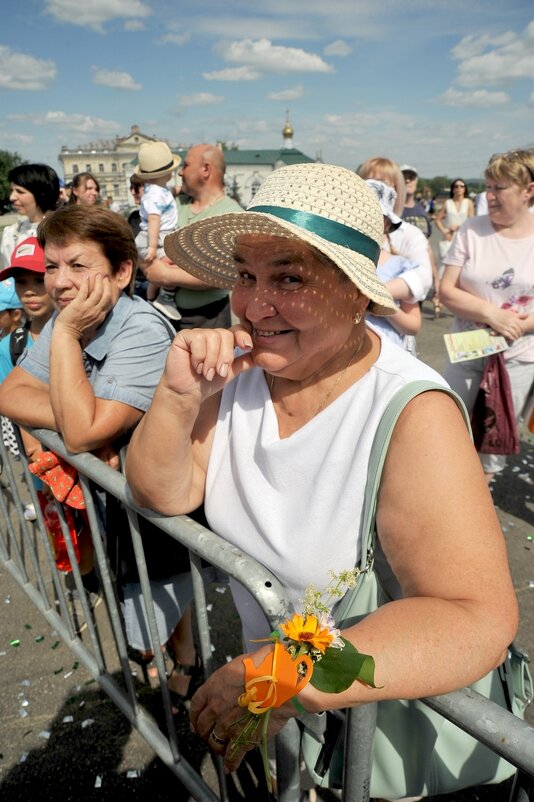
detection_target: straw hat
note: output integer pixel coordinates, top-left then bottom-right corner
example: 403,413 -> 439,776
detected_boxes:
133,141 -> 181,180
164,163 -> 396,316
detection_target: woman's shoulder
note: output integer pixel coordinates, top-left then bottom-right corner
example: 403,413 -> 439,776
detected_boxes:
373,334 -> 447,388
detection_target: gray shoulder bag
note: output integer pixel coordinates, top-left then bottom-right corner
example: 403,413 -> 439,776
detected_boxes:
301,381 -> 533,798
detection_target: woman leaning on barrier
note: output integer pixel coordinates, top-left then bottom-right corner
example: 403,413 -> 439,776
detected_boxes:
0,205 -> 199,688
124,164 -> 518,786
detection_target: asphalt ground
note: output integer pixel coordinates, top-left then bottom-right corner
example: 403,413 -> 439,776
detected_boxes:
0,270 -> 533,800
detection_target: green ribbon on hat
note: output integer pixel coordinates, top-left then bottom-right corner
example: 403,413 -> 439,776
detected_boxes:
248,205 -> 380,265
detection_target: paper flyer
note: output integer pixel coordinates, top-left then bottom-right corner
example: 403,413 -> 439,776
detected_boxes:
443,329 -> 509,363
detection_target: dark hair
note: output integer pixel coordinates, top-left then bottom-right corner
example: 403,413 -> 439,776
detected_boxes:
8,163 -> 60,214
37,205 -> 138,274
450,178 -> 468,198
129,173 -> 144,190
69,172 -> 100,204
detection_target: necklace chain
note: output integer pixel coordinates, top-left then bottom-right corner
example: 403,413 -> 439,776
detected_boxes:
268,337 -> 365,417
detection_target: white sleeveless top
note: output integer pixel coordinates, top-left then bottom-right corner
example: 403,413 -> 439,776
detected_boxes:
205,335 -> 447,646
444,198 -> 470,230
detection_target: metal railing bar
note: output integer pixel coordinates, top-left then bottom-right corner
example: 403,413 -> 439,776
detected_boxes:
1,548 -> 222,802
423,689 -> 534,776
77,473 -> 139,700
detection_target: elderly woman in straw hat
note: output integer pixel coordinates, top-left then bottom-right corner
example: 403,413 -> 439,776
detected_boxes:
125,164 -> 517,772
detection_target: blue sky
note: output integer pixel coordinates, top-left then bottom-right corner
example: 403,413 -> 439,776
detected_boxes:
1,0 -> 533,181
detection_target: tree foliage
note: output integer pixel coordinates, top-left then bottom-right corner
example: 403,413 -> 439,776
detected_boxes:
0,149 -> 25,200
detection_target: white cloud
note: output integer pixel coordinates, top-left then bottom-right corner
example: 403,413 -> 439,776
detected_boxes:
451,32 -> 516,61
8,111 -> 121,135
440,87 -> 510,107
92,68 -> 141,90
203,66 -> 260,81
160,33 -> 191,45
0,131 -> 34,146
323,39 -> 352,57
0,46 -> 56,90
44,0 -> 151,32
267,84 -> 304,101
453,21 -> 534,86
216,38 -> 334,75
177,92 -> 224,107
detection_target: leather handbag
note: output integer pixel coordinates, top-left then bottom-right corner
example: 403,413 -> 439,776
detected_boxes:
301,381 -> 533,799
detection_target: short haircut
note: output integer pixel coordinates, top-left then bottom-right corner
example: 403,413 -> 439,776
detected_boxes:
486,149 -> 534,206
37,205 -> 138,274
8,163 -> 60,214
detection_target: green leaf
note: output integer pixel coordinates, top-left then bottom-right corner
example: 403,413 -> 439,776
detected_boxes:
310,637 -> 377,693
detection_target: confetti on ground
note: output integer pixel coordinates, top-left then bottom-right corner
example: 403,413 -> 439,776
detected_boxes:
226,655 -> 233,663
126,770 -> 141,778
206,603 -> 213,611
62,715 -> 74,723
528,581 -> 534,589
95,775 -> 102,788
38,731 -> 51,740
20,700 -> 29,708
24,624 -> 32,630
81,718 -> 94,729
10,640 -> 20,648
53,667 -> 64,675
4,596 -> 11,604
214,586 -> 226,594
19,753 -> 29,763
0,651 -> 6,657
20,679 -> 30,687
84,679 -> 96,686
35,636 -> 45,643
51,641 -> 60,650
72,661 -> 79,670
64,671 -> 73,679
18,709 -> 28,719
527,536 -> 533,542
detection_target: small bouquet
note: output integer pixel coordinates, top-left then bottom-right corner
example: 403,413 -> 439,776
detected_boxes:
228,570 -> 377,790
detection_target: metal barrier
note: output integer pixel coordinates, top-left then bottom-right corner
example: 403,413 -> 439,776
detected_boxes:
1,426 -> 534,802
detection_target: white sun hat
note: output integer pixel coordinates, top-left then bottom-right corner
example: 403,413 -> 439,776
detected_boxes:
365,179 -> 403,231
164,162 -> 396,316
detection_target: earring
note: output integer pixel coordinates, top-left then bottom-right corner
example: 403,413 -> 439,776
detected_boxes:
352,311 -> 362,325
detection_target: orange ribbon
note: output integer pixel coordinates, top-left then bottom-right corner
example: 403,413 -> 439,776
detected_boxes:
239,642 -> 313,715
29,451 -> 85,509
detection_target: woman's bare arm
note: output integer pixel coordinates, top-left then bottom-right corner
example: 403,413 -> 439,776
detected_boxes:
440,265 -> 525,340
125,327 -> 255,515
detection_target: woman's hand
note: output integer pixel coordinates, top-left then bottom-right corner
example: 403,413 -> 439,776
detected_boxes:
484,306 -> 525,341
162,325 -> 255,405
55,274 -> 114,341
189,648 -> 295,772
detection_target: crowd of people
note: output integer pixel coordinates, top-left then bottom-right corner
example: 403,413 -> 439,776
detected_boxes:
0,145 -> 532,799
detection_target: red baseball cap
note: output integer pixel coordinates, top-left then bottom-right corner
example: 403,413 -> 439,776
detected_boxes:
0,237 -> 46,281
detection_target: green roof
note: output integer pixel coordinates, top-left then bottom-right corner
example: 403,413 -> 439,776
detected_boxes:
222,148 -> 314,166
130,147 -> 314,169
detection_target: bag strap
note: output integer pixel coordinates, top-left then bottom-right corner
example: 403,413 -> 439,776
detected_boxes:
358,380 -> 470,569
9,325 -> 29,367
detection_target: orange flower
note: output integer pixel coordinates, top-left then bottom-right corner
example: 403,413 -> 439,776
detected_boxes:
280,613 -> 334,653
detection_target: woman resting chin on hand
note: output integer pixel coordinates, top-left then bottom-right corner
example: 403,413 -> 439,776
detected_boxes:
125,164 -> 518,781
